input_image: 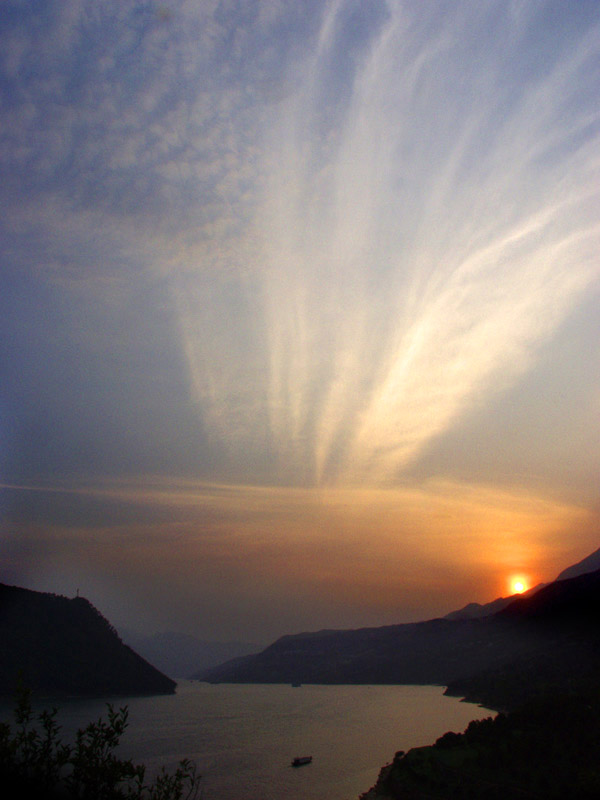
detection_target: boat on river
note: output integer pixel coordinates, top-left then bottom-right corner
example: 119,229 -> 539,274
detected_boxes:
292,756 -> 312,767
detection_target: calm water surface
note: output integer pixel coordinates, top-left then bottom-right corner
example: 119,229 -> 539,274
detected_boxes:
3,682 -> 494,800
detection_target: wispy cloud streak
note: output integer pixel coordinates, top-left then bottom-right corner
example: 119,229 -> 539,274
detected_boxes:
214,1 -> 600,486
1,1 -> 598,491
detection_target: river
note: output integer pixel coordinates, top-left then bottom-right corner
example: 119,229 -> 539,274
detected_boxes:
2,682 -> 494,800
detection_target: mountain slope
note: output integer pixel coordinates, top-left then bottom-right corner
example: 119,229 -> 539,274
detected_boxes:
199,614 -> 540,686
497,566 -> 600,624
201,568 -> 600,693
0,583 -> 176,696
555,546 -> 600,582
443,582 -> 544,620
361,566 -> 600,799
361,693 -> 600,800
443,569 -> 600,707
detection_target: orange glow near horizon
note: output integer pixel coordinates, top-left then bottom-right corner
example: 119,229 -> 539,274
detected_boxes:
510,576 -> 529,595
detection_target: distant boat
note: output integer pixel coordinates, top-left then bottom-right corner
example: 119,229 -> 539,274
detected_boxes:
292,756 -> 312,767
291,682 -> 302,687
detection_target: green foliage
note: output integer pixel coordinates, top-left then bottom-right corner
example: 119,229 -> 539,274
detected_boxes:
0,682 -> 201,800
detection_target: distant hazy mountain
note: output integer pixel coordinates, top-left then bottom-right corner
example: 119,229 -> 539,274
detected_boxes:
201,566 -> 600,706
0,583 -> 175,696
121,629 -> 259,679
555,546 -> 600,582
444,583 -> 545,620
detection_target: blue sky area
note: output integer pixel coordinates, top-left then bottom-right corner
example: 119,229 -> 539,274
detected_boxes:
1,1 -> 599,642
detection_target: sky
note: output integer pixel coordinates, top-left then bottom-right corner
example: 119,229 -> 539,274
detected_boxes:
1,0 -> 599,645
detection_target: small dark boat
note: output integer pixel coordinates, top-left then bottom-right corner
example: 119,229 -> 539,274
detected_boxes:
292,756 -> 312,767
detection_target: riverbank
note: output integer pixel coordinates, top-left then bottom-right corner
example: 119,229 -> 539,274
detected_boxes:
359,689 -> 600,800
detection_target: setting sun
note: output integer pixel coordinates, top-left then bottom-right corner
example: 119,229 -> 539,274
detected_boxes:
510,578 -> 528,595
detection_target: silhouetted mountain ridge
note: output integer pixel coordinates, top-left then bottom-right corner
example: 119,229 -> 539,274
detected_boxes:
201,565 -> 600,703
444,583 -> 544,620
0,583 -> 175,696
360,559 -> 600,798
497,566 -> 600,623
555,546 -> 600,581
443,568 -> 600,709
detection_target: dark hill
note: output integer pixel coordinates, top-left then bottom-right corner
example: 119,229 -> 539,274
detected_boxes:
201,568 -> 600,703
201,617 -> 523,686
443,582 -> 544,620
555,546 -> 600,581
497,566 -> 600,624
361,692 -> 600,800
445,569 -> 600,709
362,570 -> 600,798
0,583 -> 175,696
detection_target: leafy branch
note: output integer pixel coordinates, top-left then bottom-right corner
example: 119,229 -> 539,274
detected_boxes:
0,682 -> 201,800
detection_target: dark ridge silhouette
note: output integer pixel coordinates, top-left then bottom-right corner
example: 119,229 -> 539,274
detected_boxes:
497,565 -> 600,624
359,553 -> 600,799
444,569 -> 600,709
361,693 -> 600,800
443,582 -> 544,620
555,545 -> 600,581
0,583 -> 175,696
201,566 -> 600,707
